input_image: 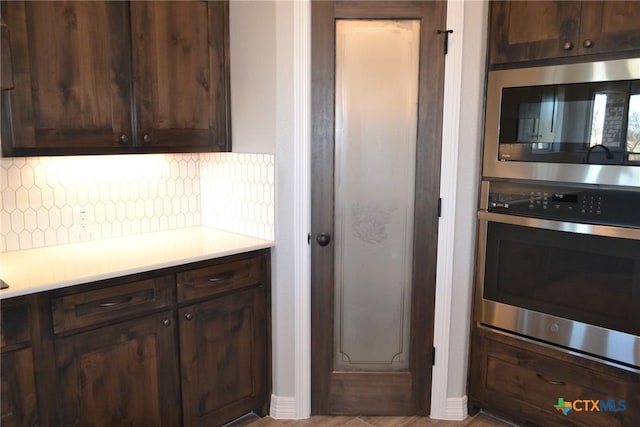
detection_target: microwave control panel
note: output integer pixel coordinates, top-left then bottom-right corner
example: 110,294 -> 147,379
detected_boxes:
486,182 -> 640,228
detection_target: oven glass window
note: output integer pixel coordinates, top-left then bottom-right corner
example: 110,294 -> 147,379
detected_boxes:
498,80 -> 640,165
484,222 -> 640,336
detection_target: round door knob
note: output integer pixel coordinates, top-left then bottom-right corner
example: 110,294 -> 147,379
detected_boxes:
583,39 -> 594,48
118,134 -> 129,144
162,319 -> 171,327
562,41 -> 573,51
316,232 -> 331,247
143,133 -> 152,143
184,313 -> 193,321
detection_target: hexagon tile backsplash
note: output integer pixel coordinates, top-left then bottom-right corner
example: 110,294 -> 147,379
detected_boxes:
0,153 -> 274,252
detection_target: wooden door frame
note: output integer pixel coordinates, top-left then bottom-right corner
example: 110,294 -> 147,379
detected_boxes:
310,0 -> 446,416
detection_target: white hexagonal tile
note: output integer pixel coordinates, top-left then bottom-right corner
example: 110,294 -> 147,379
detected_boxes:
37,208 -> 50,231
20,166 -> 35,189
11,211 -> 25,233
41,185 -> 54,209
32,229 -> 45,248
60,206 -> 73,228
28,187 -> 42,210
7,165 -> 22,190
16,188 -> 29,212
24,208 -> 37,232
49,207 -> 62,229
2,189 -> 16,211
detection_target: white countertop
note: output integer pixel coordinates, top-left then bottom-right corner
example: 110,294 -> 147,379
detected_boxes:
0,227 -> 273,299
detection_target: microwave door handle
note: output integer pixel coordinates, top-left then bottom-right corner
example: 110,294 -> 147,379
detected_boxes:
478,211 -> 640,241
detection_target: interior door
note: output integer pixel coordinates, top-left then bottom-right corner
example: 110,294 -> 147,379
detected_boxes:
311,1 -> 446,416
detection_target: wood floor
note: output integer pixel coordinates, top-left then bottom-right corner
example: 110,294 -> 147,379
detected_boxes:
233,413 -> 516,427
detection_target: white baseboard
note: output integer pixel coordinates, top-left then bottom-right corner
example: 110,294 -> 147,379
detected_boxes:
270,394 -> 299,420
437,396 -> 468,421
271,393 -> 466,421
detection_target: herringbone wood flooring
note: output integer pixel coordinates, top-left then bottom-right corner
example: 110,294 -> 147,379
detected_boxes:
232,413 -> 516,427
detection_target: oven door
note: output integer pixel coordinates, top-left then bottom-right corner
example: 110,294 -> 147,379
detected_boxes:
476,211 -> 640,367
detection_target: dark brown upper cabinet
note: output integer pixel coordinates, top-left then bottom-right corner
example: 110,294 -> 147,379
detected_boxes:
489,1 -> 640,66
0,1 -> 230,157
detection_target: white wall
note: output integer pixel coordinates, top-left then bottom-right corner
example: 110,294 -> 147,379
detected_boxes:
229,1 -> 277,154
230,0 -> 298,407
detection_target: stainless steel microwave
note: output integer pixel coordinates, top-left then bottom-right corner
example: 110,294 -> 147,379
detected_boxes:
483,58 -> 640,188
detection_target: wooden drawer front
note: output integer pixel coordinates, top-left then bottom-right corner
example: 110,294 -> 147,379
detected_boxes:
1,298 -> 31,350
52,276 -> 175,334
482,338 -> 629,427
177,256 -> 262,302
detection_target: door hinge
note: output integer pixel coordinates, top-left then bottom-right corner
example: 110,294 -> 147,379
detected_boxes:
432,346 -> 436,366
437,29 -> 453,55
307,233 -> 311,245
438,197 -> 442,218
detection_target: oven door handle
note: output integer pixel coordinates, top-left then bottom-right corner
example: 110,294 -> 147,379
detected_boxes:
478,211 -> 640,241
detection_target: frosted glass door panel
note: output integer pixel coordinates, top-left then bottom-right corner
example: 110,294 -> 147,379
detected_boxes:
334,20 -> 419,371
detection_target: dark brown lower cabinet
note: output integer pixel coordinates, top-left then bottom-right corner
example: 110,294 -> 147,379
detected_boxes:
1,348 -> 39,427
469,326 -> 640,427
54,310 -> 182,427
0,296 -> 38,427
0,249 -> 271,427
179,286 -> 268,426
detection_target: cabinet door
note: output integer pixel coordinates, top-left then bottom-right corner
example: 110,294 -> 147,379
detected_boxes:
179,287 -> 267,427
130,1 -> 230,152
489,1 -> 582,65
1,1 -> 133,155
1,348 -> 39,427
579,1 -> 640,55
55,311 -> 181,427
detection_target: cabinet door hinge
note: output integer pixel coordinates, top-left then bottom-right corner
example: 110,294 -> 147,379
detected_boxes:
438,197 -> 442,218
432,346 -> 436,366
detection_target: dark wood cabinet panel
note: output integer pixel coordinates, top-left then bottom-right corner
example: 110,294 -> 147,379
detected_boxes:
1,1 -> 133,155
130,1 -> 230,152
54,310 -> 181,427
489,1 -> 640,66
0,298 -> 31,350
1,297 -> 38,427
469,326 -> 640,427
579,2 -> 640,56
179,286 -> 268,426
489,1 -> 581,64
1,0 -> 230,156
1,348 -> 39,427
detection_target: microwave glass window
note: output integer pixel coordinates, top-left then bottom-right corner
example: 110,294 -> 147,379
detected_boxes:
628,89 -> 640,161
498,80 -> 639,165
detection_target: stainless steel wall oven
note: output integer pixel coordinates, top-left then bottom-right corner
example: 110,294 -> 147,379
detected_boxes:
477,57 -> 640,369
476,181 -> 640,368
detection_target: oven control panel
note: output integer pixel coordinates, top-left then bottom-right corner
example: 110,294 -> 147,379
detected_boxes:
486,181 -> 640,228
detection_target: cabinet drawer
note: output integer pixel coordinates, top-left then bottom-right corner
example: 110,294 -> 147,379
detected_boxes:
471,327 -> 639,427
0,297 -> 32,350
177,255 -> 262,302
52,276 -> 175,334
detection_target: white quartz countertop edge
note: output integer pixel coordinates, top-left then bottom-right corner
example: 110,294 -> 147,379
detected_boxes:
0,227 -> 274,299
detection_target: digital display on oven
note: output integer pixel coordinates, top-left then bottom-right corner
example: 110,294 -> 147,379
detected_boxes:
552,193 -> 578,203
